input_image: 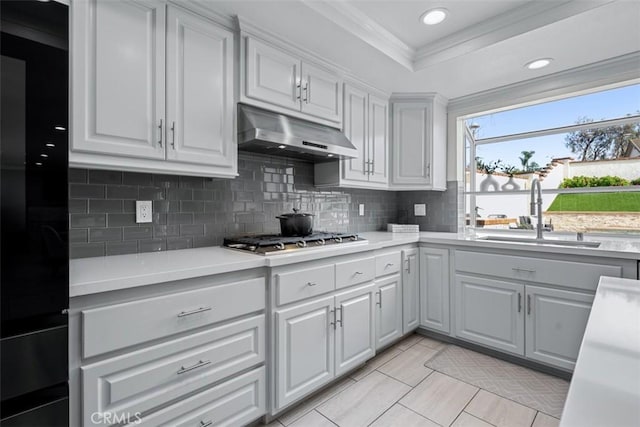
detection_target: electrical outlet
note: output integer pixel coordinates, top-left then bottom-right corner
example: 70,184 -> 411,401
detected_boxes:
359,204 -> 365,216
136,201 -> 153,223
414,203 -> 427,216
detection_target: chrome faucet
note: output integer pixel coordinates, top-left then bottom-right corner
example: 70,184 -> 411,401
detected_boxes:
530,178 -> 544,239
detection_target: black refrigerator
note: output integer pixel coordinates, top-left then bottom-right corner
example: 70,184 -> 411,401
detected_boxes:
1,1 -> 69,425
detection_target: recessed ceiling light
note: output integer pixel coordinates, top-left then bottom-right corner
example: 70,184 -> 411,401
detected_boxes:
421,8 -> 448,25
54,126 -> 66,131
46,143 -> 55,148
328,154 -> 334,157
525,58 -> 553,70
278,145 -> 286,149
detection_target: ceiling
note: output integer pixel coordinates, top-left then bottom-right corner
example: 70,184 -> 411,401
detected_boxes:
205,0 -> 640,100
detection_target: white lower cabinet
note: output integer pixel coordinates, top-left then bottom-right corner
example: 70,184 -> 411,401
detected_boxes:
419,247 -> 450,333
274,283 -> 376,410
402,248 -> 419,334
275,296 -> 335,409
525,285 -> 594,371
335,284 -> 376,376
454,274 -> 525,355
375,274 -> 403,349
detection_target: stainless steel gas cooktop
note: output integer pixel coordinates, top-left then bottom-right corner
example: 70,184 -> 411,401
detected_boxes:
223,232 -> 367,255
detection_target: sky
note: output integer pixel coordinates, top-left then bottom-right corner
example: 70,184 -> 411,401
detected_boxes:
467,83 -> 640,169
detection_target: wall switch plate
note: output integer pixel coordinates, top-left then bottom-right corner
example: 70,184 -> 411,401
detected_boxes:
414,203 -> 427,216
359,204 -> 365,216
136,201 -> 153,223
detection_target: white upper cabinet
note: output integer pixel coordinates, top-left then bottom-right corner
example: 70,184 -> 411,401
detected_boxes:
245,37 -> 301,111
165,6 -> 235,169
389,94 -> 447,191
71,1 -> 237,178
71,0 -> 166,160
314,82 -> 389,189
242,35 -> 342,126
300,63 -> 342,123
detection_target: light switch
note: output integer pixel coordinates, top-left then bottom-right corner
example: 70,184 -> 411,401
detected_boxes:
359,204 -> 365,216
414,204 -> 427,216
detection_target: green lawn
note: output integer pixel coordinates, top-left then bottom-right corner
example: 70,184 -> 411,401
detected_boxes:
547,192 -> 640,212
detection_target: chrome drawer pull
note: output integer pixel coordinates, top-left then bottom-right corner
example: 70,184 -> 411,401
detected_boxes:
518,293 -> 522,313
177,306 -> 212,318
177,359 -> 211,375
200,420 -> 213,427
354,271 -> 363,275
512,267 -> 535,273
385,263 -> 394,268
307,282 -> 317,286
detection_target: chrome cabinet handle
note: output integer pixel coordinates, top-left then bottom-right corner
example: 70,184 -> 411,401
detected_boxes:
330,308 -> 336,329
336,306 -> 343,328
170,121 -> 176,149
512,267 -> 535,273
376,290 -> 382,307
296,83 -> 301,100
517,293 -> 522,313
177,359 -> 211,375
177,306 -> 212,318
385,263 -> 394,269
307,281 -> 317,287
158,119 -> 163,147
199,421 -> 212,427
527,294 -> 532,315
405,258 -> 411,274
303,82 -> 309,103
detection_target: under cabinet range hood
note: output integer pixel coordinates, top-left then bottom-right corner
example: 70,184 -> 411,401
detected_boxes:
237,104 -> 358,162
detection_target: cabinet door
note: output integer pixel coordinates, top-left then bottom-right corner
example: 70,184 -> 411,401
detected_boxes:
454,274 -> 525,355
275,296 -> 334,410
402,249 -> 419,334
334,284 -> 376,376
525,286 -> 594,371
375,275 -> 403,349
301,63 -> 341,123
342,84 -> 369,182
420,247 -> 450,333
245,37 -> 301,112
71,0 -> 166,159
165,7 -> 235,169
368,94 -> 389,185
391,103 -> 431,186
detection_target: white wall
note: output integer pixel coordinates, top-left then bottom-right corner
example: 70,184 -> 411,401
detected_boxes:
568,158 -> 640,180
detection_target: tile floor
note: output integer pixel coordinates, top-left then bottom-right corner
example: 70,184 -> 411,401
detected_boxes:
268,334 -> 564,427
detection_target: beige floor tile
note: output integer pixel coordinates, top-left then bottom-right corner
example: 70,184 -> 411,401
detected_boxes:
400,372 -> 478,426
394,334 -> 422,351
451,412 -> 494,427
532,412 -> 560,427
377,346 -> 437,386
370,404 -> 440,427
278,377 -> 355,426
466,390 -> 536,427
416,336 -> 447,351
317,370 -> 411,427
349,347 -> 403,381
287,410 -> 336,427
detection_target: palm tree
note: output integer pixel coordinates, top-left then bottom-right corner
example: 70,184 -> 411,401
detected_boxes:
519,150 -> 536,171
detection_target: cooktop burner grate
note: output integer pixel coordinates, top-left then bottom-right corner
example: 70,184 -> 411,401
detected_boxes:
223,232 -> 366,255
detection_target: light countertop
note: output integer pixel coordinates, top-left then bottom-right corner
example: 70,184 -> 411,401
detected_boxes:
70,231 -> 640,297
560,276 -> 640,427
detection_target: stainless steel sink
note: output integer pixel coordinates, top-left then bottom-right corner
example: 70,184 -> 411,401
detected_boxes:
477,235 -> 601,248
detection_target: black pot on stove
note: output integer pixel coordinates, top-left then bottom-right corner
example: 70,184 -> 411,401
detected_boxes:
276,208 -> 314,236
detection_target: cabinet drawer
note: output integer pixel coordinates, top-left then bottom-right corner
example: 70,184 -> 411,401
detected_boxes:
276,264 -> 335,306
336,257 -> 375,289
376,252 -> 401,277
127,367 -> 266,426
455,251 -> 621,291
82,315 -> 265,426
82,277 -> 265,358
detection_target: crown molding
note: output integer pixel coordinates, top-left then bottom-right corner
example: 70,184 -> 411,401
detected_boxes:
301,0 -> 614,72
301,0 -> 415,71
448,51 -> 640,117
413,0 -> 614,70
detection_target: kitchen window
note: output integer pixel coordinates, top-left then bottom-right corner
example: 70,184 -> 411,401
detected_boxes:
464,82 -> 640,235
